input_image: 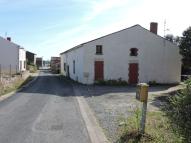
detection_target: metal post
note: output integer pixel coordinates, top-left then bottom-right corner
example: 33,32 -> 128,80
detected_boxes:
10,64 -> 12,78
140,101 -> 148,134
136,83 -> 149,135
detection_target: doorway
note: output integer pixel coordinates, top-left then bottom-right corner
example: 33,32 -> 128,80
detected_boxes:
129,63 -> 138,84
94,61 -> 104,81
67,65 -> 70,78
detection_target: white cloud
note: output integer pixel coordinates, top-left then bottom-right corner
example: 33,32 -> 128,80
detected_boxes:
120,0 -> 191,36
21,0 -> 191,59
84,0 -> 129,21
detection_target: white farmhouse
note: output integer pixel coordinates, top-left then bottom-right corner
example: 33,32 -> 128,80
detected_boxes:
60,23 -> 181,84
0,37 -> 26,74
19,48 -> 26,72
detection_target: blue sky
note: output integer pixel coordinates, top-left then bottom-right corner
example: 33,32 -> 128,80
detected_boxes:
0,0 -> 190,60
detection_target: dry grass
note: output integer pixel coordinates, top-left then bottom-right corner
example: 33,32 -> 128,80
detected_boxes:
116,110 -> 184,143
0,76 -> 33,96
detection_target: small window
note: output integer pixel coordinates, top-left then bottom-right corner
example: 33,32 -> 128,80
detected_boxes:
64,63 -> 66,71
96,45 -> 103,54
73,60 -> 75,74
130,48 -> 138,56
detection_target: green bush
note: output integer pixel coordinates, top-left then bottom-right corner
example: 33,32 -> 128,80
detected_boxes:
95,78 -> 128,86
27,64 -> 37,73
184,77 -> 191,86
96,80 -> 107,85
164,78 -> 191,142
148,80 -> 157,85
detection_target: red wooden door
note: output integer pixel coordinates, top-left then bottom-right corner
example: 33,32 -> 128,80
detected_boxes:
129,63 -> 138,84
95,61 -> 104,81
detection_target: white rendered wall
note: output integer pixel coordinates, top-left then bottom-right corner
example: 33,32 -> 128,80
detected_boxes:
136,27 -> 181,83
19,48 -> 26,72
0,37 -> 19,74
60,25 -> 181,84
60,46 -> 85,83
83,25 -> 181,84
60,54 -> 64,74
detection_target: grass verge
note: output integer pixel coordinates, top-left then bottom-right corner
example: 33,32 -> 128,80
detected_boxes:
117,110 -> 183,143
117,78 -> 191,143
0,75 -> 34,96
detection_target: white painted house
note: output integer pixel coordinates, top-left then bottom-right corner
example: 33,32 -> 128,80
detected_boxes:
0,37 -> 26,74
19,48 -> 26,72
60,23 -> 181,84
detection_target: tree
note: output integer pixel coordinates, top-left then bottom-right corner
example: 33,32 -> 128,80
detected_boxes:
165,34 -> 181,45
165,34 -> 174,42
174,36 -> 181,46
179,27 -> 191,69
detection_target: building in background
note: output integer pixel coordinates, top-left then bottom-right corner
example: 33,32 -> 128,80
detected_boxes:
43,60 -> 50,68
0,36 -> 26,75
26,51 -> 36,65
19,48 -> 26,72
50,57 -> 60,73
60,22 -> 181,84
36,57 -> 43,69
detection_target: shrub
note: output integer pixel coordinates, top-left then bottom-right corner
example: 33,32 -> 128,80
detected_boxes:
184,77 -> 191,86
148,80 -> 157,85
27,64 -> 37,73
96,80 -> 107,85
164,82 -> 191,142
95,78 -> 128,86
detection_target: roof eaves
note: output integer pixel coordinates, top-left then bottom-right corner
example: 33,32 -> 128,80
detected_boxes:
138,25 -> 179,47
26,51 -> 36,55
60,44 -> 84,55
0,36 -> 21,48
60,24 -> 140,55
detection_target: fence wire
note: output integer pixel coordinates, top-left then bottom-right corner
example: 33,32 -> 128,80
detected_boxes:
0,64 -> 20,82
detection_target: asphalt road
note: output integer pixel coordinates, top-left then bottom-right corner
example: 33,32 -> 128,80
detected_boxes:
0,70 -> 90,143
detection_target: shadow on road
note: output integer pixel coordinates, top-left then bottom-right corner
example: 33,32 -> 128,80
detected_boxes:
18,70 -> 75,97
18,69 -> 178,99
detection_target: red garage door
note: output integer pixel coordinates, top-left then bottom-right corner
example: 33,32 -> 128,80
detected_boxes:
129,63 -> 138,84
95,61 -> 104,81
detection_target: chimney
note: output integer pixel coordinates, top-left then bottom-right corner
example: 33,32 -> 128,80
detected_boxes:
150,22 -> 158,34
7,37 -> 11,41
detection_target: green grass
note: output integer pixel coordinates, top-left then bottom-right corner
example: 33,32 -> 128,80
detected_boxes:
116,78 -> 191,143
116,109 -> 184,143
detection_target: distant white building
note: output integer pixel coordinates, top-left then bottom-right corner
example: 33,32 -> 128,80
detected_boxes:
60,23 -> 181,84
0,37 -> 26,74
19,48 -> 26,72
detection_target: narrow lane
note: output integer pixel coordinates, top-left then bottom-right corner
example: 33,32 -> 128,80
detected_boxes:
0,70 -> 90,143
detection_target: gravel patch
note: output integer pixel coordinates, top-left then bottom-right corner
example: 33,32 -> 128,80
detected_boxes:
80,85 -> 180,142
80,86 -> 140,142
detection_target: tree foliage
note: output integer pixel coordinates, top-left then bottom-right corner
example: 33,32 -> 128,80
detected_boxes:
179,27 -> 191,68
165,34 -> 180,45
165,34 -> 174,42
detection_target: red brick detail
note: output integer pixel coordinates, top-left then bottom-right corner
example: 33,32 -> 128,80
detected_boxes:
150,22 -> 158,34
